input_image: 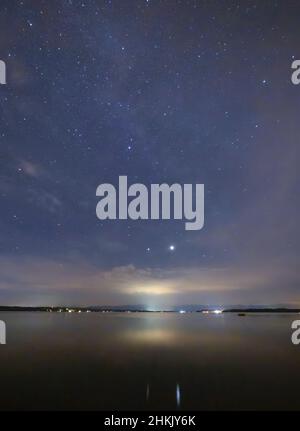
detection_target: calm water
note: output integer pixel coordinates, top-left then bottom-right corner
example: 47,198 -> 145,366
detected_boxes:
0,312 -> 299,410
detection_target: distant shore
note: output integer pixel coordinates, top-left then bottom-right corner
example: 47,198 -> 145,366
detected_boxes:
0,306 -> 300,313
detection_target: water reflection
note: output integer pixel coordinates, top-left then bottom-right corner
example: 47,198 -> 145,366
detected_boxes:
123,328 -> 177,344
0,312 -> 299,410
145,382 -> 181,407
176,383 -> 181,407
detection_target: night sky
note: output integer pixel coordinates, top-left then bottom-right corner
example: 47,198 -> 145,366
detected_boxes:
0,0 -> 300,308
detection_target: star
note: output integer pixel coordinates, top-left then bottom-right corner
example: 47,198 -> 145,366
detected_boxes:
168,245 -> 175,251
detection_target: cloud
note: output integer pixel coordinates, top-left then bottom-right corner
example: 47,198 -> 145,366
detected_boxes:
26,188 -> 63,214
19,159 -> 42,178
0,255 -> 299,307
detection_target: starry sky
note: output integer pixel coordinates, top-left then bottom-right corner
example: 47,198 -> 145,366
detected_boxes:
0,0 -> 300,308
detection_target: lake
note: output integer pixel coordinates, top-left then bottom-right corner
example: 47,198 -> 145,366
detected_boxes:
0,312 -> 299,410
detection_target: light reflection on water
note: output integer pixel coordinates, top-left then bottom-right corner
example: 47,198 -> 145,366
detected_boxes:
0,312 -> 299,410
176,383 -> 181,407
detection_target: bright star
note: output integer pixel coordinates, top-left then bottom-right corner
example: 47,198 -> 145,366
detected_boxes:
169,245 -> 175,251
